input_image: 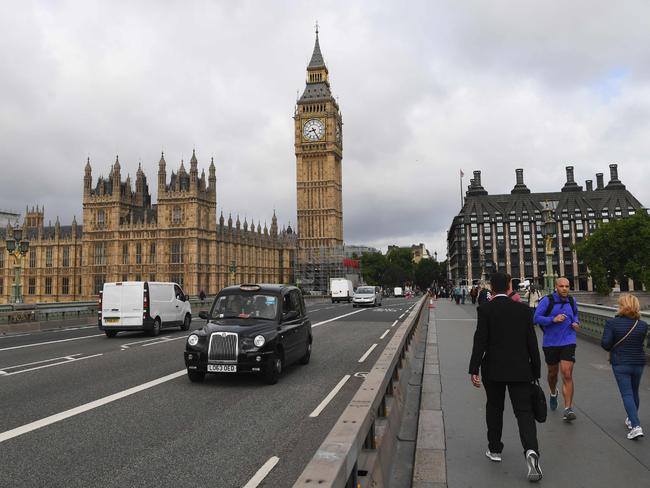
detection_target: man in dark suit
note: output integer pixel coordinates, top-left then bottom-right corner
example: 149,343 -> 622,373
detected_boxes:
468,272 -> 543,482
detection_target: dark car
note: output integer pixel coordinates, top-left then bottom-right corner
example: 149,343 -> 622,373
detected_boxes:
184,284 -> 312,384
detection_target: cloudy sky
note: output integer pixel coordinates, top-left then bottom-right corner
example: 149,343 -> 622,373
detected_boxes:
2,1 -> 650,257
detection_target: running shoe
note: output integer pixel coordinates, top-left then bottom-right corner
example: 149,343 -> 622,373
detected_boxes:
485,450 -> 502,462
627,426 -> 644,440
549,390 -> 559,411
625,417 -> 633,430
525,450 -> 543,482
563,407 -> 576,422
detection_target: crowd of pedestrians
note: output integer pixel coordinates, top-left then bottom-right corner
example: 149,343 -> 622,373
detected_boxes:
467,272 -> 648,482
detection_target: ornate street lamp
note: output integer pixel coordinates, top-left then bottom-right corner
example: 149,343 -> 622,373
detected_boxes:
229,260 -> 237,285
6,227 -> 30,303
541,203 -> 557,293
479,248 -> 486,286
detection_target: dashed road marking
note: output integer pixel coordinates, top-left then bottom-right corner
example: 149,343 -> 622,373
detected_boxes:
309,375 -> 351,418
0,334 -> 105,352
243,456 -> 280,488
358,344 -> 378,363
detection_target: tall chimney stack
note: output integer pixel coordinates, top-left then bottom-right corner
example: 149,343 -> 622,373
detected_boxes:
585,180 -> 593,191
596,173 -> 604,190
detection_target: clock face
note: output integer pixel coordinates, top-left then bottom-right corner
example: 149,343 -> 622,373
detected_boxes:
303,119 -> 325,141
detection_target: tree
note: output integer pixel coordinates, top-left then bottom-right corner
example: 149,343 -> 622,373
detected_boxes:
414,258 -> 436,291
575,210 -> 650,294
360,252 -> 387,286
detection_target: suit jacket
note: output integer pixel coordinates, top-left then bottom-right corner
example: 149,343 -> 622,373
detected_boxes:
468,296 -> 541,382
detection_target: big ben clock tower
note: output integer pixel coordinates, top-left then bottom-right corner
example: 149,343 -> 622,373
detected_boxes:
295,28 -> 343,253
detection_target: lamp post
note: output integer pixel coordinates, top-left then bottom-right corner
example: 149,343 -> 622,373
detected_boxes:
229,260 -> 237,285
479,248 -> 486,286
541,204 -> 557,293
5,228 -> 30,304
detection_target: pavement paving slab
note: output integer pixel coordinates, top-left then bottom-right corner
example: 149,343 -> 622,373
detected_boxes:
436,300 -> 650,488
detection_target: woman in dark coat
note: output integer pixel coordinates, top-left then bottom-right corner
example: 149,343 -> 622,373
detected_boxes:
601,294 -> 648,440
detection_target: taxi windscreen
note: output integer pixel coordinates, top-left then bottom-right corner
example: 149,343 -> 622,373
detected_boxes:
210,294 -> 278,320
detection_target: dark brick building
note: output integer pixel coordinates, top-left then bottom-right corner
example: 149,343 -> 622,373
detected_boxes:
447,164 -> 645,290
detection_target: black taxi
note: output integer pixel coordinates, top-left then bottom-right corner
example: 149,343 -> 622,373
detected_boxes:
184,284 -> 312,384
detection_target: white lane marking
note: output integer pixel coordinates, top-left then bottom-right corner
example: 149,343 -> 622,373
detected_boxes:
141,336 -> 186,347
0,355 -> 83,371
242,456 -> 280,488
309,375 -> 351,418
390,320 -> 398,328
121,336 -> 172,349
0,333 -> 31,339
311,309 -> 365,328
0,354 -> 103,376
0,334 -> 105,352
379,329 -> 390,340
358,344 -> 378,363
0,369 -> 186,443
398,314 -> 405,319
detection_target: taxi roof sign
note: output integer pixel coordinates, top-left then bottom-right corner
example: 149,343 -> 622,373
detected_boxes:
239,284 -> 261,292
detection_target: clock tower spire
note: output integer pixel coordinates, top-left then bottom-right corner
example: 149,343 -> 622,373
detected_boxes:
294,28 -> 343,253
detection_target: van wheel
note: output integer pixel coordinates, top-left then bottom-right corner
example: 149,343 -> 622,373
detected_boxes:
187,370 -> 205,383
263,351 -> 283,384
299,339 -> 312,365
149,318 -> 161,337
181,314 -> 191,331
105,330 -> 117,338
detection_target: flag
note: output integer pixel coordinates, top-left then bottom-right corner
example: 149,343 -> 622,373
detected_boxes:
460,169 -> 464,178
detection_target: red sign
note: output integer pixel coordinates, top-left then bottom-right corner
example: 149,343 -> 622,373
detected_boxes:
343,258 -> 360,269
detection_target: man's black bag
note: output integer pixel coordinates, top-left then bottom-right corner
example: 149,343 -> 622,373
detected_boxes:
531,380 -> 547,423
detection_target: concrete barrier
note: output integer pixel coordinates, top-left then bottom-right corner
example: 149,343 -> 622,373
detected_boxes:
292,297 -> 427,488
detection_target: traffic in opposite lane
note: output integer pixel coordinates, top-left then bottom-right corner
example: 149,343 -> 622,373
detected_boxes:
0,294 -> 419,487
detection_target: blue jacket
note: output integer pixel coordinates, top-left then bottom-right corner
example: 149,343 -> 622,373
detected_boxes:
601,316 -> 648,366
533,292 -> 579,347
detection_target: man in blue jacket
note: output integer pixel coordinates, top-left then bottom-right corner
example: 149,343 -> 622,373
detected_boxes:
533,277 -> 580,421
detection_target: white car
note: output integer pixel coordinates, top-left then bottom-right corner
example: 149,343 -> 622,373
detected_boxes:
353,286 -> 382,307
99,281 -> 192,337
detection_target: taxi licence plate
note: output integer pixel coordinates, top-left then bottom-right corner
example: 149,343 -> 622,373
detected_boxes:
208,364 -> 237,373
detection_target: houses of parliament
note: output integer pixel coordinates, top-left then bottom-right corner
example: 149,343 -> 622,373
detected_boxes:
0,30 -> 344,303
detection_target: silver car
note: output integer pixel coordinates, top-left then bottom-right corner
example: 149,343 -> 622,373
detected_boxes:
352,286 -> 382,307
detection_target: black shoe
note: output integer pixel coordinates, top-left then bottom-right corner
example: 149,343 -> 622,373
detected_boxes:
525,450 -> 542,482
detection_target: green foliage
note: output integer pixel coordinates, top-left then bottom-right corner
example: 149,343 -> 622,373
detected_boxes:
361,248 -> 448,290
360,252 -> 387,286
576,211 -> 650,294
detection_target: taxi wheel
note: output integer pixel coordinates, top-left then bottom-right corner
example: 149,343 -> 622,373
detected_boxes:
149,318 -> 161,337
105,330 -> 117,338
187,370 -> 205,383
263,351 -> 283,385
299,339 -> 312,365
181,314 -> 191,331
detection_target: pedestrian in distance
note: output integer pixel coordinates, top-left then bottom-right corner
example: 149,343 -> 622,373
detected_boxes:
601,294 -> 648,440
477,285 -> 490,308
469,272 -> 543,482
470,285 -> 478,305
461,286 -> 467,304
454,285 -> 461,305
533,277 -> 580,422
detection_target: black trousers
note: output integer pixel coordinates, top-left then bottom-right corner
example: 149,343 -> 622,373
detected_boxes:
483,378 -> 539,454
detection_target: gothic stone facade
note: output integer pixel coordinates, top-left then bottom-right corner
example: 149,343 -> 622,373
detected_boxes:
0,152 -> 296,303
447,164 -> 645,291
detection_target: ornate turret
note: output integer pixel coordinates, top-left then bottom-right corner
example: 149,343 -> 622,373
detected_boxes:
54,216 -> 60,238
219,211 -> 225,227
190,149 -> 199,190
158,152 -> 167,191
84,157 -> 92,195
209,157 -> 216,197
270,210 -> 278,236
112,156 -> 121,196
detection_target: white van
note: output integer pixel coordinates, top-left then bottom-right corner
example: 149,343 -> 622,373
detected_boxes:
99,281 -> 192,337
330,278 -> 354,303
394,287 -> 404,297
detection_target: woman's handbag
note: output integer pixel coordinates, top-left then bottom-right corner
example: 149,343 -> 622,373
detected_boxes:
531,380 -> 547,423
608,320 -> 639,363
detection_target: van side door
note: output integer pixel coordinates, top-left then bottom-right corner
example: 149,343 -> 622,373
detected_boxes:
173,284 -> 185,325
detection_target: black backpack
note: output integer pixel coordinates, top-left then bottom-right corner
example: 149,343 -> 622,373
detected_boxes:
540,293 -> 577,317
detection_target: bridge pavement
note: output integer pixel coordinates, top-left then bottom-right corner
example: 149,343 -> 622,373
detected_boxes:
433,299 -> 650,487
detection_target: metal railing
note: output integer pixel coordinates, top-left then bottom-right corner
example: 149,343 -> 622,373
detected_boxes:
292,296 -> 427,488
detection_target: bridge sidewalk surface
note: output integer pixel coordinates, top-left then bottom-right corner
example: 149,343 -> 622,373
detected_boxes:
417,299 -> 650,487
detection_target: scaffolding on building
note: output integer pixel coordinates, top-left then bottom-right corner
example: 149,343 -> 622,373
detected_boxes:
294,245 -> 362,294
